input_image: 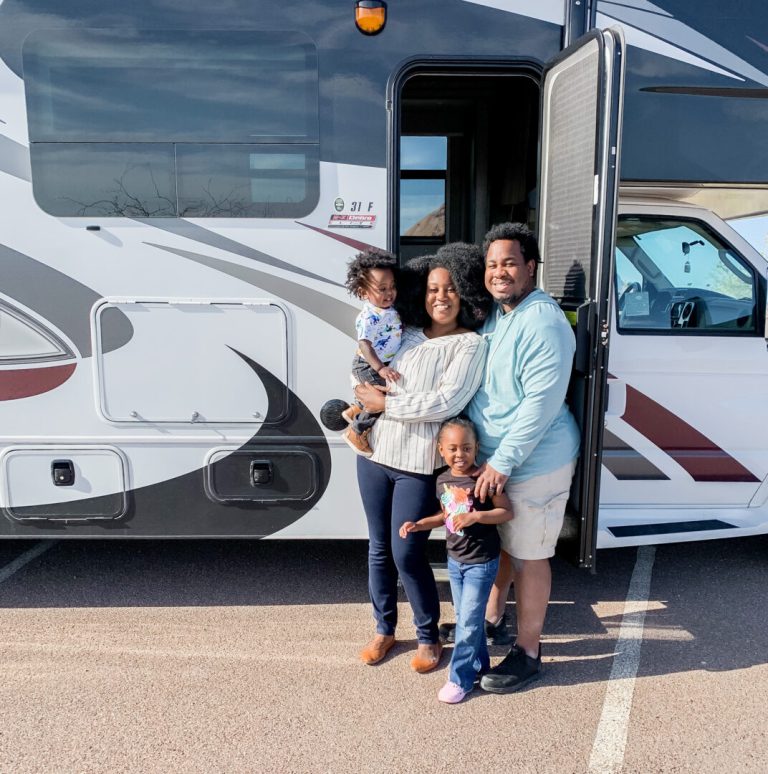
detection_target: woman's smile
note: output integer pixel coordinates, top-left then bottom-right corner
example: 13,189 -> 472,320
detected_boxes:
425,267 -> 460,328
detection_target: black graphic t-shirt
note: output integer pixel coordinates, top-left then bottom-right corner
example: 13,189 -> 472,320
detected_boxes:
436,471 -> 500,564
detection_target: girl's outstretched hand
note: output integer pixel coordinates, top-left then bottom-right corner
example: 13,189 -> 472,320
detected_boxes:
399,521 -> 418,538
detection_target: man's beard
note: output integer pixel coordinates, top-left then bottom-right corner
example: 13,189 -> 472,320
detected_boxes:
495,283 -> 533,309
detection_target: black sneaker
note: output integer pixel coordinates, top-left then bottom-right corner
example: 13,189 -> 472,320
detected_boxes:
480,644 -> 542,694
438,622 -> 456,643
485,615 -> 515,647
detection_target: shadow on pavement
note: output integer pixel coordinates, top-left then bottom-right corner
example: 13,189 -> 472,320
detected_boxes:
530,534 -> 768,688
0,534 -> 766,685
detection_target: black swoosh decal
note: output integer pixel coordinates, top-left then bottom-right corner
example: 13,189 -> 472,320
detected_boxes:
3,352 -> 332,537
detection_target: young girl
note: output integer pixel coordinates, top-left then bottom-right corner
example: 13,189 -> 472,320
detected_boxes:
400,417 -> 513,704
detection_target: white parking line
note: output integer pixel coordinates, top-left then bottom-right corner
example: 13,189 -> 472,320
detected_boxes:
588,545 -> 656,774
0,540 -> 55,584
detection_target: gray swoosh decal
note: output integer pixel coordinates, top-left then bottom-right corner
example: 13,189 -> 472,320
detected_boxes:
0,243 -> 133,357
144,242 -> 358,338
135,218 -> 341,287
600,1 -> 768,86
0,134 -> 31,182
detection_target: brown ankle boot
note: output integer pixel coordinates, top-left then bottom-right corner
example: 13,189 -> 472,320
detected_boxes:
359,634 -> 396,665
343,427 -> 373,457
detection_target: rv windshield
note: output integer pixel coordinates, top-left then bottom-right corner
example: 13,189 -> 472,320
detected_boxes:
615,217 -> 757,333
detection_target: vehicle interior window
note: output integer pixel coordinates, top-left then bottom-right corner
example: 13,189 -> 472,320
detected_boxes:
399,136 -> 447,243
397,73 -> 538,262
615,217 -> 757,335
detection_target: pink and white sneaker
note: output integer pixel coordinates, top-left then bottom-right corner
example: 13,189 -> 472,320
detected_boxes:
438,681 -> 469,704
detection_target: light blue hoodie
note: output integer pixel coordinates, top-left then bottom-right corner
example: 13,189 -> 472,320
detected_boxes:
466,288 -> 581,483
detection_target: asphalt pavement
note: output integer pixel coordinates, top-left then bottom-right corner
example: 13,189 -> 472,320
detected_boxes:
0,536 -> 766,773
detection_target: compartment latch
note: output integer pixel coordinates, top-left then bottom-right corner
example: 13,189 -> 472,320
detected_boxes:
249,460 -> 273,487
51,459 -> 75,486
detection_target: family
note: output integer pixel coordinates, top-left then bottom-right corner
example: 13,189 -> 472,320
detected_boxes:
342,223 -> 580,704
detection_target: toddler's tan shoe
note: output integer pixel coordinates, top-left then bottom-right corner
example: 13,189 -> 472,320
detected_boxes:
359,634 -> 396,665
343,427 -> 373,457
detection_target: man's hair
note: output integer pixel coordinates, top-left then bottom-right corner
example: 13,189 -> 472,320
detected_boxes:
395,242 -> 492,329
482,222 -> 540,265
344,249 -> 398,297
437,416 -> 478,444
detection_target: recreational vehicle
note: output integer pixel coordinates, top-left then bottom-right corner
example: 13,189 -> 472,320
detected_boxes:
0,0 -> 767,568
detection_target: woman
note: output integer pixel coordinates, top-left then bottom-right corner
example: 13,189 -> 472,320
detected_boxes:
355,242 -> 491,672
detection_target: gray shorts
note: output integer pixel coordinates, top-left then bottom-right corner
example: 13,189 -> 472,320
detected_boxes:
498,461 -> 577,560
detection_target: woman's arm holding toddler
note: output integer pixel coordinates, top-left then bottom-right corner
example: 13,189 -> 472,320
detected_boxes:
358,339 -> 401,381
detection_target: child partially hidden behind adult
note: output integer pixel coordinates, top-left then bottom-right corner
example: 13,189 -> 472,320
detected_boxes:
400,417 -> 513,704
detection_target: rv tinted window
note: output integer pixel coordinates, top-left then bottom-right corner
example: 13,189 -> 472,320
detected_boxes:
24,30 -> 318,142
30,144 -> 176,217
23,30 -> 319,218
176,145 -> 318,218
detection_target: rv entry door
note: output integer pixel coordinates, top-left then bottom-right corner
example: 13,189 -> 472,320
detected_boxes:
538,28 -> 626,569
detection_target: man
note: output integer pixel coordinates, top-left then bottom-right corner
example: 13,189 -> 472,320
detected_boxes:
466,222 -> 580,694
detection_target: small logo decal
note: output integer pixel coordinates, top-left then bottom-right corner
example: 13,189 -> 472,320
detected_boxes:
334,197 -> 344,212
328,214 -> 376,229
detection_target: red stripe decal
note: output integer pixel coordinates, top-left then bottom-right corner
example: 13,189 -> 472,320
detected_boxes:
296,221 -> 378,253
622,385 -> 758,482
0,363 -> 76,401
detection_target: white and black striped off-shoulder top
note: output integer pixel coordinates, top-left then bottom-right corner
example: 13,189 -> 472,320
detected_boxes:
368,326 -> 487,475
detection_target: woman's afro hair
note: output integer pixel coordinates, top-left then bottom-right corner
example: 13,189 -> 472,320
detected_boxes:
395,242 -> 492,330
344,249 -> 398,298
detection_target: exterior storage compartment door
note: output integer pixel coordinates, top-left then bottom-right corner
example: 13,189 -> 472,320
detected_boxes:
0,446 -> 128,521
92,299 -> 288,424
538,28 -> 625,569
205,446 -> 319,504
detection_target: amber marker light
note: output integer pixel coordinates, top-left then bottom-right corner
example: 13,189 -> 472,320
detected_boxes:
355,0 -> 387,35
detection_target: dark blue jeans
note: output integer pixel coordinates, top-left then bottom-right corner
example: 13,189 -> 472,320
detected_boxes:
357,456 -> 440,644
447,555 -> 499,691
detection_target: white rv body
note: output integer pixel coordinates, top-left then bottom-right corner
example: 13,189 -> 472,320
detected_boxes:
0,0 -> 766,565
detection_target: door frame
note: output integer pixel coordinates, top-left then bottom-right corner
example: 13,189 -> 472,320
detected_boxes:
386,57 -> 541,257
